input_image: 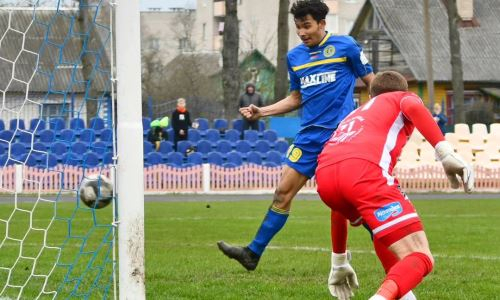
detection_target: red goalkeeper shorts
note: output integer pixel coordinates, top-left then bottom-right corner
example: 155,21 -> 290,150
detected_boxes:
316,159 -> 423,245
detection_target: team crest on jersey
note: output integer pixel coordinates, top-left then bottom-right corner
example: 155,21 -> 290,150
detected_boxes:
374,202 -> 403,222
287,145 -> 302,163
323,45 -> 335,57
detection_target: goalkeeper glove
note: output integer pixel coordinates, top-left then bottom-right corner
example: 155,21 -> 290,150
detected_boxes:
435,141 -> 474,193
328,251 -> 359,300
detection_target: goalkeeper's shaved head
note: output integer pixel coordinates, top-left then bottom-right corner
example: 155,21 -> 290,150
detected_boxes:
370,71 -> 408,97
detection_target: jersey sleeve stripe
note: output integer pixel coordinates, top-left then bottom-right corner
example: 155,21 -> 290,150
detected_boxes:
292,57 -> 347,71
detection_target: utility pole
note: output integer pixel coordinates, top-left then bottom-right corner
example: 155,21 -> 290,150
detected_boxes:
424,0 -> 435,108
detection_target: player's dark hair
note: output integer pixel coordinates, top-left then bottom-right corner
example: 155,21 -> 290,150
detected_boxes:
370,71 -> 408,97
290,0 -> 329,22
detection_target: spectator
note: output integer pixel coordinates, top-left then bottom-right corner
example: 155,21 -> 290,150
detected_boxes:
147,117 -> 169,151
239,83 -> 263,132
171,98 -> 198,150
432,103 -> 448,134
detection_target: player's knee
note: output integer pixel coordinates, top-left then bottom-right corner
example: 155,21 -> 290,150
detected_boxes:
272,187 -> 293,209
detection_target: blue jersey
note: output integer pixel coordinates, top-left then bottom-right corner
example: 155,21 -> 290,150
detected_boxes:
287,33 -> 373,130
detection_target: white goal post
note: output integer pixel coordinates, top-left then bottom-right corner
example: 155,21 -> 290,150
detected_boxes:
115,0 -> 146,299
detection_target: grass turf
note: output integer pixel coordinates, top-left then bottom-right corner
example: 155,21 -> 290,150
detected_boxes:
0,197 -> 499,299
149,198 -> 500,299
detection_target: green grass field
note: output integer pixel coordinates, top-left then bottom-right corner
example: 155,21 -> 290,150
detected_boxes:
150,198 -> 500,300
0,197 -> 499,299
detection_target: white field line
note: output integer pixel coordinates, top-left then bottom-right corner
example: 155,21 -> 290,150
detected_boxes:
265,245 -> 500,261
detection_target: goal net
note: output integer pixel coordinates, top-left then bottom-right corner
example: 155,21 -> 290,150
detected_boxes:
0,0 -> 118,298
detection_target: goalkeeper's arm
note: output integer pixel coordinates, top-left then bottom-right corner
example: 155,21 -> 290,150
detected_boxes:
400,95 -> 474,193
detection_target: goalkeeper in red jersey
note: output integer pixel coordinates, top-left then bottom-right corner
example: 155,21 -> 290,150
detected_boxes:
316,71 -> 474,300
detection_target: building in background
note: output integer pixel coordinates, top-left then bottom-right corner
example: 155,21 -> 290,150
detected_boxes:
140,0 -> 365,65
350,0 -> 500,124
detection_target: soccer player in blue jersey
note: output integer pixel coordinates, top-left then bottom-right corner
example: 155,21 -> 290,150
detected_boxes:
218,0 -> 374,296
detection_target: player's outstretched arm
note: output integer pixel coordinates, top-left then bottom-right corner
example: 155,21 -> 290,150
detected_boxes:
239,90 -> 301,121
400,95 -> 474,193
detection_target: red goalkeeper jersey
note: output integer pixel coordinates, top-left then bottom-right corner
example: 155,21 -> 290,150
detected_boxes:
317,91 -> 444,183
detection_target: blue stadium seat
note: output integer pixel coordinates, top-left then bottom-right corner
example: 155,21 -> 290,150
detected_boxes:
0,142 -> 7,155
0,130 -> 14,142
224,129 -> 240,145
18,131 -> 33,146
82,152 -> 100,167
9,119 -> 25,131
246,151 -> 262,165
37,153 -> 58,168
11,142 -> 27,159
196,140 -> 212,155
71,142 -> 88,155
274,140 -> 290,154
205,129 -> 220,144
49,118 -> 65,131
0,153 -> 12,166
91,141 -> 109,154
90,117 -> 105,130
38,129 -> 56,145
254,140 -> 271,155
263,162 -> 279,168
265,150 -> 283,165
222,162 -> 238,168
166,152 -> 183,166
143,141 -> 154,155
100,128 -> 113,142
262,129 -> 278,143
187,152 -> 203,165
62,152 -> 81,166
206,151 -> 224,165
70,118 -> 85,131
58,129 -> 75,142
213,118 -> 228,131
195,118 -> 210,131
50,141 -> 68,159
158,141 -> 174,157
165,128 -> 174,143
235,140 -> 252,156
226,151 -> 243,166
182,163 -> 196,168
232,119 -> 243,133
142,117 -> 151,132
33,142 -> 48,152
0,120 -> 4,131
103,152 -> 114,165
258,120 -> 266,131
215,140 -> 232,153
79,128 -> 96,143
145,152 -> 163,166
243,130 -> 259,145
20,153 -> 38,167
177,140 -> 193,154
29,118 -> 46,132
188,129 -> 202,143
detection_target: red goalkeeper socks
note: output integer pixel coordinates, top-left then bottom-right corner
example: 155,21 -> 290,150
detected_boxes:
375,252 -> 433,299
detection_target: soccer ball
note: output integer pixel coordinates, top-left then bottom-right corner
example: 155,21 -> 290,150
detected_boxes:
79,174 -> 113,209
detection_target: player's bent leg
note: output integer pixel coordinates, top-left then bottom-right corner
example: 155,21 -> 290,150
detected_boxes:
217,166 -> 308,271
370,230 -> 434,300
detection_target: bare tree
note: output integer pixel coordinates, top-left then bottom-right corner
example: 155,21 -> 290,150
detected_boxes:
274,0 -> 289,102
78,0 -> 98,124
446,0 -> 465,123
221,0 -> 240,118
169,9 -> 196,53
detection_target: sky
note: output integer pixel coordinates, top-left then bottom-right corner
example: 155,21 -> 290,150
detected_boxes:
140,0 -> 196,11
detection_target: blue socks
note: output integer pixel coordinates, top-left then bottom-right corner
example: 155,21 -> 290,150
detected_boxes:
247,206 -> 289,256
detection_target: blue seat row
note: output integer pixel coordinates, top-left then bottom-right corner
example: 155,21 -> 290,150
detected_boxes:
0,128 -> 113,144
142,117 -> 266,133
145,150 -> 283,168
0,117 -> 108,132
0,151 -> 114,168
